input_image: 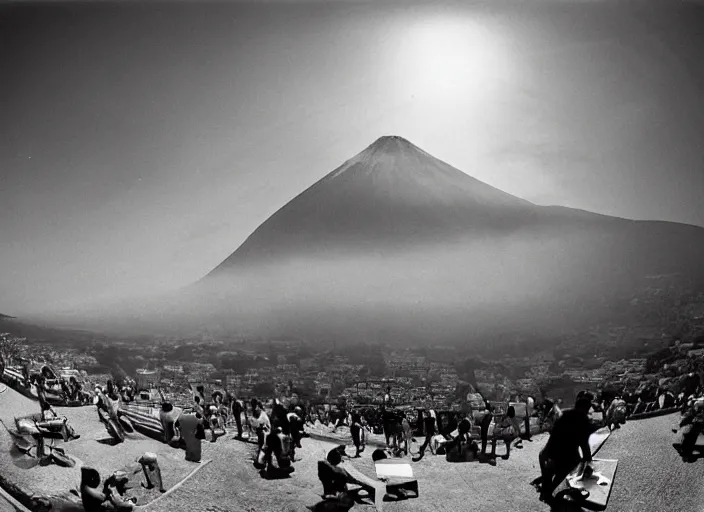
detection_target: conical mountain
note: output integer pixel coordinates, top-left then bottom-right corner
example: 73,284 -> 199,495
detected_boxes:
179,136 -> 704,347
208,136 -> 540,272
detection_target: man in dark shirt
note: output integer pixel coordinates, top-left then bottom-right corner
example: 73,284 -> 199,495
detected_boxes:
413,410 -> 436,461
537,397 -> 593,503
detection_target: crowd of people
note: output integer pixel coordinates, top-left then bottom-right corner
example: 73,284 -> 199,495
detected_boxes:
72,374 -> 704,509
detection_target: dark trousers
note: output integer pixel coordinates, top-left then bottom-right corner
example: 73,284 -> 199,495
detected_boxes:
233,410 -> 243,437
418,432 -> 434,455
480,414 -> 493,454
524,414 -> 531,440
351,427 -> 361,449
538,449 -> 579,498
682,423 -> 704,455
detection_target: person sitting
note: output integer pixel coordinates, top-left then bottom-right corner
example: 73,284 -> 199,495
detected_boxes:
102,471 -> 136,507
259,426 -> 295,478
457,414 -> 472,445
317,448 -> 355,511
80,466 -> 135,512
605,397 -> 627,431
537,397 -> 593,504
39,402 -> 80,441
676,398 -> 704,462
192,395 -> 204,417
489,406 -> 521,460
159,402 -> 182,446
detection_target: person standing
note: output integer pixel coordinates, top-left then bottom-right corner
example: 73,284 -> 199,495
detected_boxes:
413,409 -> 436,461
478,401 -> 494,457
350,412 -> 364,458
250,400 -> 271,450
231,397 -> 245,439
524,395 -> 535,442
175,412 -> 205,463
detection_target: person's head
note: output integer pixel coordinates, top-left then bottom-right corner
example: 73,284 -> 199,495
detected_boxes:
575,397 -> 592,414
253,400 -> 262,414
161,402 -> 173,413
326,448 -> 342,466
507,406 -> 515,418
81,466 -> 101,489
371,448 -> 388,462
194,396 -> 201,404
41,401 -> 51,411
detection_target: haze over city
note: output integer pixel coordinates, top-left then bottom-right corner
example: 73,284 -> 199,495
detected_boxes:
2,0 -> 704,323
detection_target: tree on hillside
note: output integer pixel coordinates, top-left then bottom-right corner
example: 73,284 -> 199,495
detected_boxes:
0,333 -> 24,367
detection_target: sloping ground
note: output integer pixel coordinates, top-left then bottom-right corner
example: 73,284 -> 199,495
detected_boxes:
152,417 -> 701,512
0,388 -> 204,509
145,430 -> 556,512
1,387 -> 699,512
599,414 -> 704,512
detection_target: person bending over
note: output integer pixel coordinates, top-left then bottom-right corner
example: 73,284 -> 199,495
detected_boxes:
537,397 -> 593,504
490,406 -> 521,460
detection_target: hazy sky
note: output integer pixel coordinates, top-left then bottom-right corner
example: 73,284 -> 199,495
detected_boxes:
2,0 -> 704,316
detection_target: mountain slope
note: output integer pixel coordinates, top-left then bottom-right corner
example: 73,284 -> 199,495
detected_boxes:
208,136 -> 542,270
163,135 -> 704,346
39,136 -> 704,346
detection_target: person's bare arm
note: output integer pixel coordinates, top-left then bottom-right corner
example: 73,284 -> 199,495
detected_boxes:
580,436 -> 593,463
83,486 -> 107,504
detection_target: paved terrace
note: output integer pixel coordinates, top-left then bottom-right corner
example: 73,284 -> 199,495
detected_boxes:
1,386 -> 703,512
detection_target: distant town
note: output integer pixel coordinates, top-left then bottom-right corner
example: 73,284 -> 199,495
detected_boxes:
4,287 -> 704,412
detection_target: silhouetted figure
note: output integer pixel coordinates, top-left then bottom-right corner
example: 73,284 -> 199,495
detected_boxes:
413,410 -> 436,461
231,397 -> 245,439
537,398 -> 593,504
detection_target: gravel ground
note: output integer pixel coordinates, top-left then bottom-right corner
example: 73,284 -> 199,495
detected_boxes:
2,386 -> 700,512
598,414 -> 704,512
0,388 -> 206,507
0,493 -> 21,512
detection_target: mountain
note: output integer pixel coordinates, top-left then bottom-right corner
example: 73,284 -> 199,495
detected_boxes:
161,135 -> 704,347
208,135 -> 536,269
39,136 -> 704,348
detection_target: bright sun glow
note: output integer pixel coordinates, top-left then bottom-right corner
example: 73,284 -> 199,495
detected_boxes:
395,15 -> 513,102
